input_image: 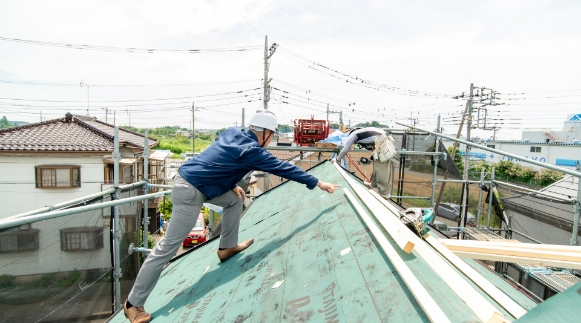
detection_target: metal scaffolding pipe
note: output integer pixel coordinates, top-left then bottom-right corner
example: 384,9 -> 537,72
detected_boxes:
113,127 -> 121,311
431,126 -> 440,210
396,122 -> 581,178
4,188 -> 115,220
487,168 -> 495,229
477,169 -> 485,228
492,180 -> 575,203
389,195 -> 431,199
437,179 -> 481,184
0,190 -> 171,230
143,131 -> 150,253
4,180 -> 148,221
149,184 -> 173,189
571,179 -> 581,246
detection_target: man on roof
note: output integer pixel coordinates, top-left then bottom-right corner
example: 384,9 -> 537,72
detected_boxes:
123,110 -> 340,323
333,127 -> 396,197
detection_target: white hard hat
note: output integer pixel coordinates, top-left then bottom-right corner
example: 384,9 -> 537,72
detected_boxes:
248,110 -> 278,132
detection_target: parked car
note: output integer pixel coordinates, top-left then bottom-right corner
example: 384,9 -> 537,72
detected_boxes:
437,203 -> 475,225
431,221 -> 459,237
182,213 -> 208,247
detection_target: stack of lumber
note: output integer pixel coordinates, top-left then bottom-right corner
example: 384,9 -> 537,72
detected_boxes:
439,239 -> 581,270
333,163 -> 527,323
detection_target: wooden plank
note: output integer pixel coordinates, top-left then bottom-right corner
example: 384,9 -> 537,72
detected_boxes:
453,251 -> 581,270
424,236 -> 529,319
334,164 -> 507,323
440,239 -> 581,253
365,188 -> 528,320
343,189 -> 451,323
332,163 -> 415,253
442,244 -> 581,262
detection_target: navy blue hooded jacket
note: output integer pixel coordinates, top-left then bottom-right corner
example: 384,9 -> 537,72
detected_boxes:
178,127 -> 319,199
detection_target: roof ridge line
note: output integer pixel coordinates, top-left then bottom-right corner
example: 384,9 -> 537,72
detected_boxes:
73,117 -> 115,142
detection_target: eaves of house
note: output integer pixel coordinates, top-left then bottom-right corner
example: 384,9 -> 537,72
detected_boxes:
107,162 -> 548,323
0,114 -> 157,153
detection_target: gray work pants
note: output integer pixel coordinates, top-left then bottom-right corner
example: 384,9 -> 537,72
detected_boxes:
127,174 -> 243,306
370,159 -> 394,196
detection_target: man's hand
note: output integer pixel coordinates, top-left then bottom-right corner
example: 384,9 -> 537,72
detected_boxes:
232,186 -> 247,199
317,181 -> 341,194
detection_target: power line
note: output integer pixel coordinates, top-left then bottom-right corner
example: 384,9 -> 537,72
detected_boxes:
0,87 -> 261,103
277,46 -> 457,98
0,78 -> 261,88
0,36 -> 261,53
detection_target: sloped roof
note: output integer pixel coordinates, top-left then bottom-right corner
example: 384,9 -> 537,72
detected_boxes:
107,162 -> 536,323
540,174 -> 578,199
0,115 -> 156,152
75,115 -> 157,148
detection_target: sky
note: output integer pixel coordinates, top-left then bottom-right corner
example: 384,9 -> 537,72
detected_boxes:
1,0 -> 580,140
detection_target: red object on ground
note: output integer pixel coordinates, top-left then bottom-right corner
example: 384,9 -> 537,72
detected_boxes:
182,213 -> 208,247
293,116 -> 330,147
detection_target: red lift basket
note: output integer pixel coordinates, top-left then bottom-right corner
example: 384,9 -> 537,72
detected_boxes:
293,116 -> 330,147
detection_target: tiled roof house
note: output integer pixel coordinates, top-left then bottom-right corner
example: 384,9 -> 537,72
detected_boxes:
0,113 -> 158,278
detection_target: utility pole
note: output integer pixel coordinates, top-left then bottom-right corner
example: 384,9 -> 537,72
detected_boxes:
326,104 -> 329,121
102,107 -> 109,124
461,83 -> 475,228
434,86 -> 472,222
40,111 -> 42,122
80,81 -> 94,116
127,107 -> 131,127
263,36 -> 269,110
242,108 -> 245,128
263,35 -> 277,110
192,103 -> 195,154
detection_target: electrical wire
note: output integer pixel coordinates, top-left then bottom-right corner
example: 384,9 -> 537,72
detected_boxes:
0,78 -> 261,87
0,36 -> 261,53
277,46 -> 457,98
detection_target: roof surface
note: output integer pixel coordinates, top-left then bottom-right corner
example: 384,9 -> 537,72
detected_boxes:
108,162 -> 536,323
540,174 -> 579,199
0,115 -> 156,152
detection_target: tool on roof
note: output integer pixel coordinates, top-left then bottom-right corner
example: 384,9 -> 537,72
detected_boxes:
400,208 -> 434,236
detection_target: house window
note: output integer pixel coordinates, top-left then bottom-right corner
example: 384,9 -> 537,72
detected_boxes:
0,226 -> 40,253
35,166 -> 81,188
530,147 -> 541,153
60,227 -> 104,251
487,145 -> 495,149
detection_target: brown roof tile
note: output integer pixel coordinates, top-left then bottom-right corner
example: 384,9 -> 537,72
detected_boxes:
0,115 -> 157,152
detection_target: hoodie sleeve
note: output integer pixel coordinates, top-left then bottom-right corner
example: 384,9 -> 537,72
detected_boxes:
242,147 -> 320,189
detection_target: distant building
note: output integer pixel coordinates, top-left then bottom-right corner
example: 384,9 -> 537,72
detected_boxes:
522,114 -> 581,143
442,114 -> 581,170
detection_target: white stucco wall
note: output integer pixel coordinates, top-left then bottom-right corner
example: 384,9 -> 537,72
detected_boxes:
0,155 -> 107,219
0,210 -> 114,275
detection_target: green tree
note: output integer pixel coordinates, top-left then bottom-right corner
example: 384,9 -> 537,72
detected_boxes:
0,116 -> 13,129
158,198 -> 173,219
355,121 -> 389,128
278,124 -> 294,133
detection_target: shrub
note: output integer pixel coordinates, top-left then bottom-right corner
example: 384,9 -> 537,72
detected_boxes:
0,274 -> 15,288
535,169 -> 565,186
39,273 -> 57,287
62,269 -> 81,287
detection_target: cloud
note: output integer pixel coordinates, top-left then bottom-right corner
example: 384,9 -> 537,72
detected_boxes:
133,0 -> 275,36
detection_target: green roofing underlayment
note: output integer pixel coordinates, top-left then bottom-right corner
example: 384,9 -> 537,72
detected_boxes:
108,161 -> 547,323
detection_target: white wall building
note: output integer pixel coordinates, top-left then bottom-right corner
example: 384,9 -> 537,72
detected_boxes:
0,114 -> 158,276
